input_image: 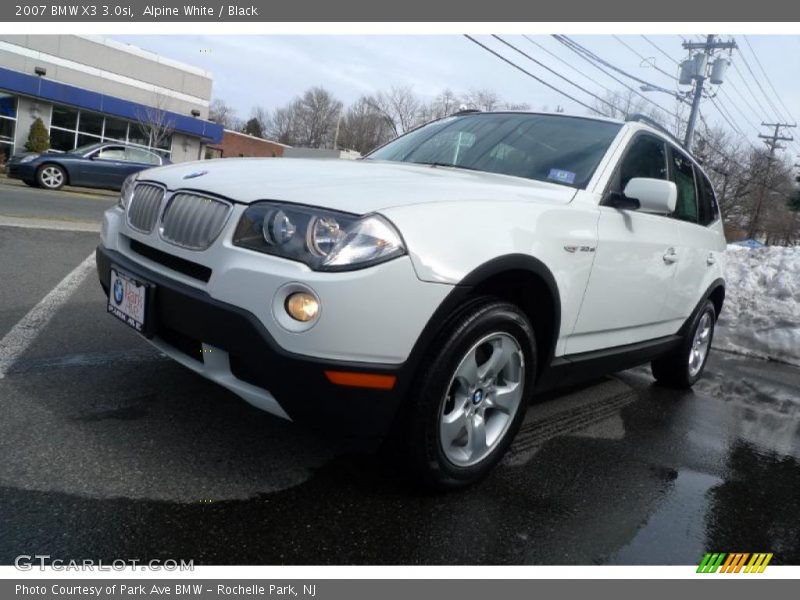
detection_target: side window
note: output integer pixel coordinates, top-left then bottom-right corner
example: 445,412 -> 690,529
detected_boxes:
124,147 -> 161,165
96,146 -> 126,160
695,168 -> 719,226
670,148 -> 699,223
613,134 -> 668,193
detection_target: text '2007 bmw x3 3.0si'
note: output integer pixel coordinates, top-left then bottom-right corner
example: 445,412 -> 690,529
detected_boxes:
97,111 -> 726,489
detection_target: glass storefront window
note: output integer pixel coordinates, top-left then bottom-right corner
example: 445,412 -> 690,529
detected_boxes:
79,112 -> 104,136
49,128 -> 77,152
104,118 -> 128,141
51,106 -> 78,130
0,118 -> 14,143
76,133 -> 102,148
46,103 -> 172,158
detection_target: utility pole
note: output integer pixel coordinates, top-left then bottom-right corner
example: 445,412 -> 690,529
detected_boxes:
747,122 -> 796,239
680,35 -> 737,149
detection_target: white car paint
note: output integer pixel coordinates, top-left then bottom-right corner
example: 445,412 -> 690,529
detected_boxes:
99,115 -> 726,421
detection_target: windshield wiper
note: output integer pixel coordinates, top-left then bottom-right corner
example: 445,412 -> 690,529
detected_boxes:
414,161 -> 480,171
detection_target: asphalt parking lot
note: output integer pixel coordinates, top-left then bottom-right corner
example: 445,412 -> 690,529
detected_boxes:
1,180 -> 799,566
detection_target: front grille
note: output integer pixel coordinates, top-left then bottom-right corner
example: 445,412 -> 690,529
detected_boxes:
127,183 -> 165,233
128,238 -> 213,282
160,193 -> 231,251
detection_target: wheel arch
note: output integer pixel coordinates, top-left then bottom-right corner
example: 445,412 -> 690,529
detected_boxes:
404,254 -> 561,382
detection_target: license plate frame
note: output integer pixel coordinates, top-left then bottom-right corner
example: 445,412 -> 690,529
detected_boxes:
107,266 -> 155,337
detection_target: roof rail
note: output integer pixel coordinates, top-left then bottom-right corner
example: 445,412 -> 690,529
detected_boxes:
451,108 -> 482,116
625,113 -> 685,148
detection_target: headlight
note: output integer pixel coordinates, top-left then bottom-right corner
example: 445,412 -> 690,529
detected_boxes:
233,202 -> 405,271
118,173 -> 138,209
19,154 -> 39,163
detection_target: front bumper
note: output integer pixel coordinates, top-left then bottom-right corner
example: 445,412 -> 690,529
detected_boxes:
6,162 -> 36,181
97,244 -> 413,444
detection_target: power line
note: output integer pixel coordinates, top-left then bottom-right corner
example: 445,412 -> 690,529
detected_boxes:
550,35 -> 684,124
612,35 -> 678,81
641,35 -> 679,66
523,35 -> 617,96
462,35 -> 603,116
492,35 -> 618,115
735,45 -> 786,124
742,36 -> 797,125
557,35 -> 679,96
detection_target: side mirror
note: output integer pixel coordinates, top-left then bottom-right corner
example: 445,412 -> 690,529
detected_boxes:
622,178 -> 677,214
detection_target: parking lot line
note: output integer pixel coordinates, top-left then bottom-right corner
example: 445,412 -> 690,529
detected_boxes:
0,215 -> 101,232
0,252 -> 96,379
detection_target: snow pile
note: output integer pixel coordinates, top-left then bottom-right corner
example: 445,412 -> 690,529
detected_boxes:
714,245 -> 800,366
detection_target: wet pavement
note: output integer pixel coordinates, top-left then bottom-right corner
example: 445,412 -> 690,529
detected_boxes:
1,219 -> 799,566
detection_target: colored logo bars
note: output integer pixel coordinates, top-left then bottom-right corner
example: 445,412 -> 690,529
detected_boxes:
697,553 -> 773,573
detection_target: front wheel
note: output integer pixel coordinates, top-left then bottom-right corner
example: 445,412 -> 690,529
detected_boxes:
37,164 -> 67,190
652,300 -> 716,388
406,298 -> 536,489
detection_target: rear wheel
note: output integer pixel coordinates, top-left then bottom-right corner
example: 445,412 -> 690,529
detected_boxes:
37,164 -> 66,190
406,298 -> 536,489
652,300 -> 716,388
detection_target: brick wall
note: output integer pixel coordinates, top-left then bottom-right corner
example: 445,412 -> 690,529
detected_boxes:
206,130 -> 287,159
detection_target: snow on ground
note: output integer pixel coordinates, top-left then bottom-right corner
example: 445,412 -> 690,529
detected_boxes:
714,245 -> 800,366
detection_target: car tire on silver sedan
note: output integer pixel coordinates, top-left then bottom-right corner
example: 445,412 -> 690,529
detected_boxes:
406,298 -> 536,489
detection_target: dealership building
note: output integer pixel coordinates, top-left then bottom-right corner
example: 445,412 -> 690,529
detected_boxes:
0,35 -> 222,164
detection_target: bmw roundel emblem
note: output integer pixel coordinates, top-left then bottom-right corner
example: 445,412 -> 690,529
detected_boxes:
113,279 -> 124,305
183,170 -> 208,180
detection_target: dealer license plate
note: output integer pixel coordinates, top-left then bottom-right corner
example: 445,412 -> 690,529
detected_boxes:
107,267 -> 151,333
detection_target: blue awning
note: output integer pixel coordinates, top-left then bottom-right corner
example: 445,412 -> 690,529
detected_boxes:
0,65 -> 223,143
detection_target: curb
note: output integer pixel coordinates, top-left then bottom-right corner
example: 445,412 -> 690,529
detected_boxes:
0,173 -> 118,199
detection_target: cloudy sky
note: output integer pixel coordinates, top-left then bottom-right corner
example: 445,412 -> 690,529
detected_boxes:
113,34 -> 800,157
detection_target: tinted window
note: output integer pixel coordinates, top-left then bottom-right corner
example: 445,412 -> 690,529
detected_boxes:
367,114 -> 622,189
670,148 -> 699,223
695,168 -> 719,226
614,134 -> 668,192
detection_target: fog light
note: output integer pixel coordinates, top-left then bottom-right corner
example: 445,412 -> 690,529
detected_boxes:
285,292 -> 319,322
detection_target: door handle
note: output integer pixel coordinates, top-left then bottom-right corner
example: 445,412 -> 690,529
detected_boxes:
663,248 -> 678,264
707,253 -> 716,266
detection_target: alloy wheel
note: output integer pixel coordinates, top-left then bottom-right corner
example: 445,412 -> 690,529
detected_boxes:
439,332 -> 525,467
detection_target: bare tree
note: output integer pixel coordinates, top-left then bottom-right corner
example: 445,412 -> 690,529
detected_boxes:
266,87 -> 342,148
337,97 -> 396,154
365,86 -> 421,136
134,97 -> 176,153
463,88 -> 501,112
208,98 -> 240,130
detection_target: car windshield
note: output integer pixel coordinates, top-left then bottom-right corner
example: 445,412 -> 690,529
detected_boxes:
366,113 -> 622,189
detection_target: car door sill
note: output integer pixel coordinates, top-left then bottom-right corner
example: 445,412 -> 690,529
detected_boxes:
536,334 -> 682,393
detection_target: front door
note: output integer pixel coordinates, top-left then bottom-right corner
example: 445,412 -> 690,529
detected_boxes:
567,133 -> 680,354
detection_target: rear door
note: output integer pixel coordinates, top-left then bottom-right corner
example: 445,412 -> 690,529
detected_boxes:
662,146 -> 726,323
568,132 -> 681,354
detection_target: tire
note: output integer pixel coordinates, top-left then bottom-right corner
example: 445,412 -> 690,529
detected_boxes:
405,297 -> 536,490
652,300 -> 716,389
36,164 -> 67,190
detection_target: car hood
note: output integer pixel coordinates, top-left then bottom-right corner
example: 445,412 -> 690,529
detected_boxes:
140,158 -> 578,214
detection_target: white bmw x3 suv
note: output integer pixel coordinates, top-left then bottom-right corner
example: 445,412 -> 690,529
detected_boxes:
97,111 -> 726,488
